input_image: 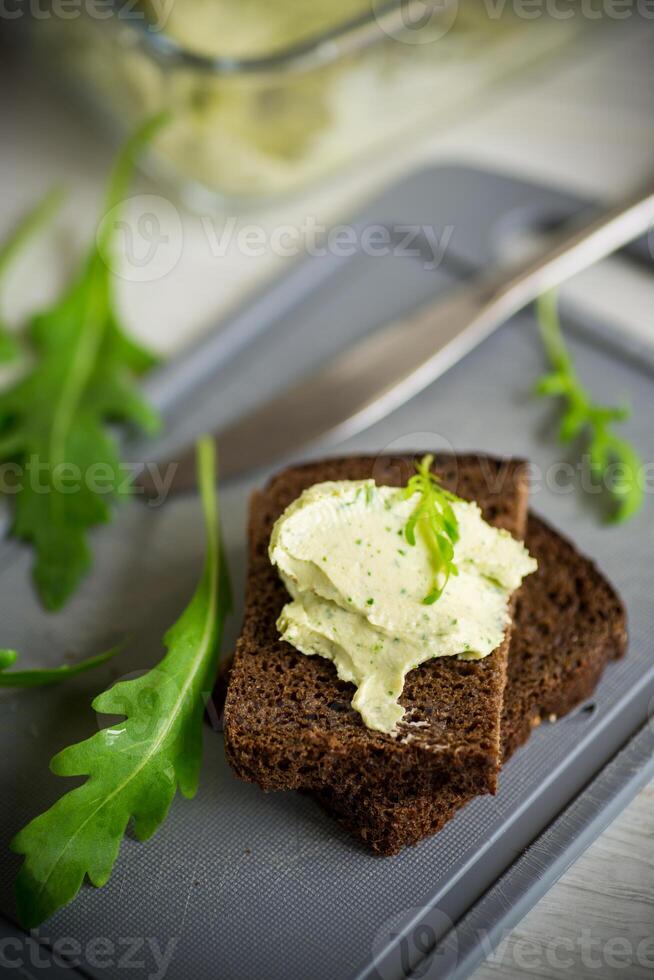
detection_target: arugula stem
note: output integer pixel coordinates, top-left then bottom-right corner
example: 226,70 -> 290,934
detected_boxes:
0,645 -> 121,688
197,435 -> 219,584
48,264 -> 108,525
535,291 -> 643,523
0,186 -> 66,362
537,289 -> 570,370
0,186 -> 65,283
97,113 -> 169,264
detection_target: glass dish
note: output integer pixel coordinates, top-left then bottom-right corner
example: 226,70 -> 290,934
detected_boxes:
27,0 -> 586,206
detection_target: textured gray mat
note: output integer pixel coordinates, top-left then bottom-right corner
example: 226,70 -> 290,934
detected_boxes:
1,166 -> 653,980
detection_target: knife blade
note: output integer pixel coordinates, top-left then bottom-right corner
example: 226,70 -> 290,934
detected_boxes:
137,173 -> 654,494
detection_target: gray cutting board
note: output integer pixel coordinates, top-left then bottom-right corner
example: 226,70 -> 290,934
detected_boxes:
1,166 -> 654,980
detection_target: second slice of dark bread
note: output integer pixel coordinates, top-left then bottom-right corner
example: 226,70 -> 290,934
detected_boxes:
312,513 -> 627,854
224,454 -> 530,801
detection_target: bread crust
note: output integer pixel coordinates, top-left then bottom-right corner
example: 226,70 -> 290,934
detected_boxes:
311,513 -> 627,854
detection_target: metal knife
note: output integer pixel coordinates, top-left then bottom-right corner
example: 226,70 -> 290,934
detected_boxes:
138,175 -> 654,494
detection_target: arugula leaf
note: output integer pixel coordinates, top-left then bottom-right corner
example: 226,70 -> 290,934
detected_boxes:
0,186 -> 65,362
402,454 -> 460,604
535,291 -> 643,523
0,118 -> 165,610
0,646 -> 120,688
11,435 -> 230,928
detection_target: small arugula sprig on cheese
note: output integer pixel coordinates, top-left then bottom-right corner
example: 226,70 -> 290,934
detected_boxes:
535,291 -> 643,523
402,454 -> 460,604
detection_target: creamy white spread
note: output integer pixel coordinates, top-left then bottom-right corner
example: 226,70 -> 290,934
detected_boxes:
269,480 -> 537,735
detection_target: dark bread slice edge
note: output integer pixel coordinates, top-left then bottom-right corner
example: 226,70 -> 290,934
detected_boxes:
311,512 -> 627,854
224,453 -> 530,800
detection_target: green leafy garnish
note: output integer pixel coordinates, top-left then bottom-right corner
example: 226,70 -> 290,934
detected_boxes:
11,436 -> 230,928
535,291 -> 643,523
402,454 -> 460,604
0,646 -> 120,688
0,186 -> 65,362
0,118 -> 166,610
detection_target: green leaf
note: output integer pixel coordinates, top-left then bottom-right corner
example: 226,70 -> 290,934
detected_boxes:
0,118 -> 166,610
600,432 -> 643,525
0,186 -> 65,363
11,435 -> 230,928
558,406 -> 585,443
535,291 -> 644,524
534,372 -> 568,397
0,645 -> 120,688
402,454 -> 460,604
0,331 -> 19,362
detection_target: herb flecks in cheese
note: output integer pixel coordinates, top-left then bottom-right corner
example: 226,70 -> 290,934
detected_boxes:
270,479 -> 536,735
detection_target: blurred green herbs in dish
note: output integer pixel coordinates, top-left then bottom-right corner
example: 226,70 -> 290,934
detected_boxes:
536,291 -> 643,524
11,436 -> 231,928
0,186 -> 65,362
0,116 -> 167,611
402,454 -> 460,605
0,645 -> 120,688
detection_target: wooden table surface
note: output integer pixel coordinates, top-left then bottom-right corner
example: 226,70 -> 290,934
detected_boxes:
472,784 -> 654,979
3,16 -> 654,978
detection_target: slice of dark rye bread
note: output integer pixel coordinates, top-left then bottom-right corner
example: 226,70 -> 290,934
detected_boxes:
224,453 -> 530,801
312,513 -> 627,854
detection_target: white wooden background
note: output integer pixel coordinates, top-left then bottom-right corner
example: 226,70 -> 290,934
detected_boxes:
2,17 -> 654,978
